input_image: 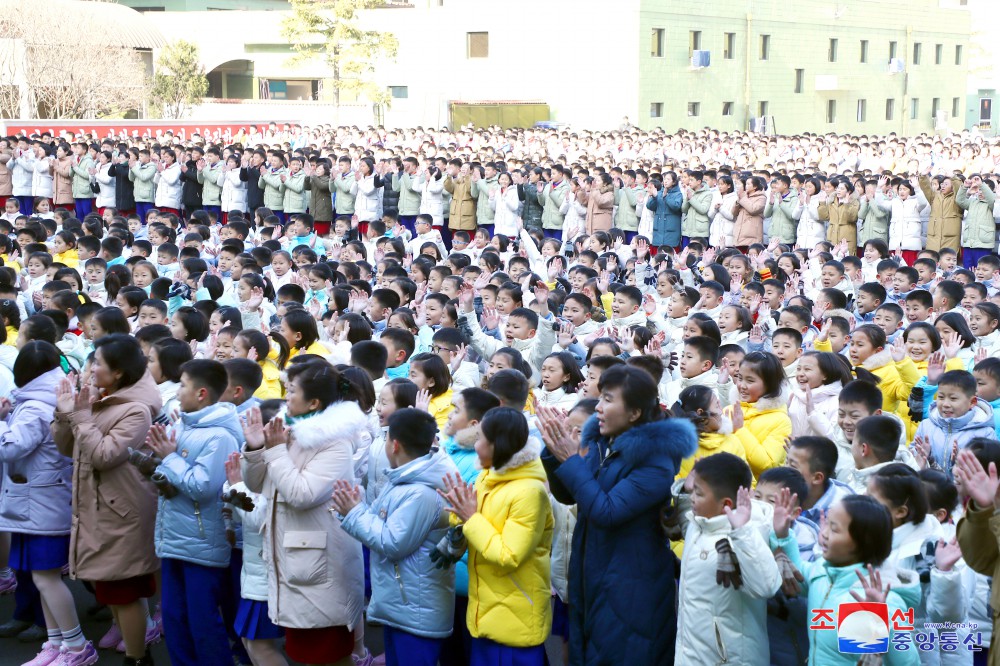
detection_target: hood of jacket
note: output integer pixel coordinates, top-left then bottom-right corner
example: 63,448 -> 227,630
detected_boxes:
891,514 -> 944,561
386,449 -> 457,493
483,435 -> 546,482
96,371 -> 162,421
928,398 -> 994,431
12,367 -> 63,407
443,425 -> 479,452
792,380 -> 842,403
581,414 -> 697,468
179,401 -> 243,442
291,400 -> 369,451
859,348 -> 894,371
729,382 -> 792,414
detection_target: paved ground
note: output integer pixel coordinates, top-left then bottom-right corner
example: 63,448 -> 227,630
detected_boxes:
0,578 -> 563,665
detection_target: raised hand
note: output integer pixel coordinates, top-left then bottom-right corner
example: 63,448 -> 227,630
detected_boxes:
934,537 -> 963,572
642,293 -> 657,317
449,344 -> 468,374
926,350 -> 946,386
850,565 -> 891,604
481,307 -> 500,331
941,331 -> 961,361
731,402 -> 745,430
724,486 -> 752,529
953,448 -> 1000,509
886,338 -> 906,363
913,435 -> 931,470
557,321 -> 576,349
224,452 -> 242,486
749,324 -> 765,345
772,486 -> 798,538
415,389 -> 432,413
241,407 -> 266,450
262,416 -> 289,449
816,318 -> 833,344
803,384 -> 814,415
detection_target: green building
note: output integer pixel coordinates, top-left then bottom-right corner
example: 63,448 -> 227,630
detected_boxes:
639,0 -> 971,134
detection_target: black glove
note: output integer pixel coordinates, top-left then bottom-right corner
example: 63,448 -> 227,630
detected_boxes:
907,386 -> 925,423
715,538 -> 743,590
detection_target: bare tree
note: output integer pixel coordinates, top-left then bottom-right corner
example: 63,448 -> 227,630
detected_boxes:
2,0 -> 150,119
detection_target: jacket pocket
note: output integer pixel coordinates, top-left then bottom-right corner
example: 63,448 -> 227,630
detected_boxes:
713,619 -> 729,664
0,480 -> 28,522
97,485 -> 132,520
282,530 -> 328,585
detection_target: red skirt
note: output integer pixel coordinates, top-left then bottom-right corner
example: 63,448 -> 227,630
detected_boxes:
93,573 -> 156,605
283,625 -> 353,664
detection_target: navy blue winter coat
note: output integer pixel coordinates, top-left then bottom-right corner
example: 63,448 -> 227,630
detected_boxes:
543,415 -> 697,666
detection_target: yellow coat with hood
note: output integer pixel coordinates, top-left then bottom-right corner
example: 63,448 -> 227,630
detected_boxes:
676,429 -> 747,481
460,437 -> 554,648
724,388 -> 792,479
858,350 -> 920,418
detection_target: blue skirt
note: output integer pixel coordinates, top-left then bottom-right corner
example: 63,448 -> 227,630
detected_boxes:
10,533 -> 69,571
233,598 -> 283,641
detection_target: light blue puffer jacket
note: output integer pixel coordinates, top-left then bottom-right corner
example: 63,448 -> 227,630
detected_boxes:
914,400 -> 997,477
0,368 -> 72,535
340,448 -> 459,638
154,401 -> 242,567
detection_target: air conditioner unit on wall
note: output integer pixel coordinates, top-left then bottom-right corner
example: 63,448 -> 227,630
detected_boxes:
690,50 -> 711,68
888,58 -> 905,74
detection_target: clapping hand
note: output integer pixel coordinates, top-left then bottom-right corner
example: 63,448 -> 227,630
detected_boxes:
954,448 -> 1000,510
330,479 -> 363,515
224,452 -> 242,486
537,406 -> 579,463
146,424 -> 178,459
438,472 -> 477,522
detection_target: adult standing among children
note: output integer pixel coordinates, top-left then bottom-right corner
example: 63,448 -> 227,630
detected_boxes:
52,334 -> 162,666
537,366 -> 698,666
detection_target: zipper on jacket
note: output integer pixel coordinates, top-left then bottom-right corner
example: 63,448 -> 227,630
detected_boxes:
394,564 -> 408,605
507,574 -> 533,606
194,501 -> 205,538
713,619 -> 729,664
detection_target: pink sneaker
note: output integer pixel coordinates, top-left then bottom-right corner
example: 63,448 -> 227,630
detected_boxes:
0,570 -> 17,595
20,642 -> 61,666
54,643 -> 98,666
114,622 -> 162,653
97,623 -> 121,650
353,650 -> 375,666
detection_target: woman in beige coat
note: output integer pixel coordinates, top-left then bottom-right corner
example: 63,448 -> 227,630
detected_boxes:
51,143 -> 74,208
52,334 -> 161,663
582,174 -> 615,233
242,361 -> 366,666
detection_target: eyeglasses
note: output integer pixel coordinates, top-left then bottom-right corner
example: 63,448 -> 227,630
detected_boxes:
430,345 -> 456,354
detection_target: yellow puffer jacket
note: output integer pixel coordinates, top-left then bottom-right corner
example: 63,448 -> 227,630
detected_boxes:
860,350 -> 920,418
725,391 -> 792,479
461,439 -> 553,648
675,430 -> 748,481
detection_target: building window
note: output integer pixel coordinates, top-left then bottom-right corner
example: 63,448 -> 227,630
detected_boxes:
689,30 -> 701,56
388,86 -> 408,99
956,45 -> 963,65
886,98 -> 895,121
889,41 -> 898,60
687,102 -> 700,117
722,101 -> 734,116
860,40 -> 868,64
911,98 -> 920,120
935,43 -> 943,65
760,34 -> 770,60
466,32 -> 488,58
932,97 -> 941,119
857,99 -> 867,122
827,99 -> 837,123
953,97 -> 961,119
794,69 -> 804,94
829,38 -> 838,63
913,42 -> 921,65
651,28 -> 664,57
650,102 -> 663,118
758,100 -> 769,117
724,32 -> 735,59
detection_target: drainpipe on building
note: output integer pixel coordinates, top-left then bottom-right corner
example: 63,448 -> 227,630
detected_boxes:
744,11 -> 753,131
902,25 -> 912,135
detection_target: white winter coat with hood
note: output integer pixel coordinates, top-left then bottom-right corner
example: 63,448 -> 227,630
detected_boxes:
154,163 -> 182,210
242,400 -> 366,630
93,162 -> 117,210
709,190 -> 738,247
788,381 -> 843,438
880,192 -> 929,252
219,169 -> 248,213
795,197 -> 825,249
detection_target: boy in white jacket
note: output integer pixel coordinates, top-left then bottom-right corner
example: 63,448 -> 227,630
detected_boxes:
675,452 -> 781,665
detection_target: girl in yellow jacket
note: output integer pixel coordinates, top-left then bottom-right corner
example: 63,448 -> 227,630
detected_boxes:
51,230 -> 79,269
723,351 -> 792,479
233,329 -> 288,400
848,324 -> 920,419
410,352 -> 455,430
672,384 -> 747,481
440,406 -> 553,665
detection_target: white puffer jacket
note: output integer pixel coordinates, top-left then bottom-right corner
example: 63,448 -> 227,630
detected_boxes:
154,163 -> 182,210
795,197 -> 825,249
880,192 -> 928,251
675,503 -> 781,666
788,381 -> 842,438
355,174 -> 381,222
490,185 -> 521,237
709,190 -> 738,247
93,163 -> 116,209
220,169 -> 248,213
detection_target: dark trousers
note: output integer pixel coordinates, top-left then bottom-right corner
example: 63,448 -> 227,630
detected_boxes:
161,557 -> 232,666
74,198 -> 93,220
384,626 -> 444,666
16,195 -> 33,216
136,202 -> 154,223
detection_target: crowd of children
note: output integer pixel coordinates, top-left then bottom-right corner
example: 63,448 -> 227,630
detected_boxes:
0,123 -> 999,666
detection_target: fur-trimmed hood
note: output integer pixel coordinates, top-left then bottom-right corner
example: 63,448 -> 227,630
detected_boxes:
291,400 -> 369,451
859,348 -> 894,370
728,381 -> 793,412
580,414 -> 697,468
493,435 -> 542,475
